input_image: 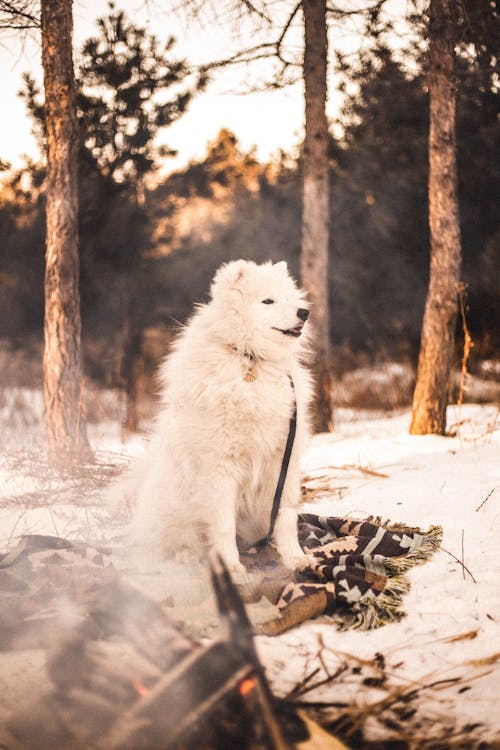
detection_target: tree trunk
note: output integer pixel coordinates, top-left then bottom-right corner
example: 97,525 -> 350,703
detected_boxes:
123,329 -> 145,435
301,0 -> 333,433
41,0 -> 90,461
410,0 -> 462,436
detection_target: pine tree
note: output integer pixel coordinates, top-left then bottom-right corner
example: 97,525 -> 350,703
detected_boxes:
21,4 -> 205,430
301,0 -> 332,432
410,0 -> 462,435
76,4 -> 206,430
41,0 -> 90,461
77,3 -> 205,190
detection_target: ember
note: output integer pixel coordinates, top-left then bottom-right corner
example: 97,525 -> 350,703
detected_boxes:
239,676 -> 257,697
132,678 -> 151,697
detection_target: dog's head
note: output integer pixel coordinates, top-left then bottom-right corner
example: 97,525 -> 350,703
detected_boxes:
209,259 -> 310,361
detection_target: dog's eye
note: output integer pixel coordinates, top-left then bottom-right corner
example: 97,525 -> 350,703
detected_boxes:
261,298 -> 274,304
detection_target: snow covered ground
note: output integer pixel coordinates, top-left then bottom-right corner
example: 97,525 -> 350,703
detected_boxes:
0,389 -> 499,747
262,403 -> 500,746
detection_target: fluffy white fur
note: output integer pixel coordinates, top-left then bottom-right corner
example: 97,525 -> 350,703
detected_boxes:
123,259 -> 313,573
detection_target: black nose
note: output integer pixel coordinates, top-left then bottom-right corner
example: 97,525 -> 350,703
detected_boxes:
297,308 -> 309,322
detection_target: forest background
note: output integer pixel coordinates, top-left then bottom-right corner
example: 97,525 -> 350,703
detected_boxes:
0,1 -> 498,426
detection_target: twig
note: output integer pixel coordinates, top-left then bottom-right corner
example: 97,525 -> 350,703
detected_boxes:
440,546 -> 477,583
240,0 -> 272,24
275,0 -> 302,61
455,285 -> 474,442
286,663 -> 349,702
442,629 -> 478,643
316,633 -> 331,678
475,486 -> 497,512
326,1 -> 384,18
283,667 -> 321,701
292,665 -> 348,700
197,1 -> 302,75
0,0 -> 40,27
305,464 -> 389,479
6,507 -> 28,545
424,676 -> 462,690
342,463 -> 389,478
461,529 -> 465,581
457,285 -> 473,409
198,43 -> 280,72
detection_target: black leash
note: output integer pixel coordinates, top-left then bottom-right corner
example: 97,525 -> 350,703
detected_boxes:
254,376 -> 297,550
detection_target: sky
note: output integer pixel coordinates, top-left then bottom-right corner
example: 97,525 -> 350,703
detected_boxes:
0,0 -> 409,175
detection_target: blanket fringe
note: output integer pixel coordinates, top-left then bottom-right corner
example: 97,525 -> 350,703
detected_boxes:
260,517 -> 444,634
366,516 -> 443,543
337,571 -> 412,630
385,526 -> 443,575
336,522 -> 443,631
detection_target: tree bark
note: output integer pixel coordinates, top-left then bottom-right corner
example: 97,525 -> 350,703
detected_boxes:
410,0 -> 462,435
41,0 -> 90,461
123,329 -> 145,435
301,0 -> 333,433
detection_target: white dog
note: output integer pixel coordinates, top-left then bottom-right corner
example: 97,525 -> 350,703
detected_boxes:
124,259 -> 313,573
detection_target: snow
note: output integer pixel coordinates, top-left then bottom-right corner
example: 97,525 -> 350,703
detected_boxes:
258,403 -> 500,743
0,389 -> 499,744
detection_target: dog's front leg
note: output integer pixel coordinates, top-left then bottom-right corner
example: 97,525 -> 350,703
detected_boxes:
206,477 -> 246,575
273,472 -> 314,572
273,505 -> 305,567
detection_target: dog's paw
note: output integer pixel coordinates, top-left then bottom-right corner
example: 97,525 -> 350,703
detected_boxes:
213,554 -> 248,579
280,551 -> 316,573
227,560 -> 249,578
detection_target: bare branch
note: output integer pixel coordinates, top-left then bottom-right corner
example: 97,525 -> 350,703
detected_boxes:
475,486 -> 498,512
275,0 -> 302,65
240,0 -> 272,25
0,20 -> 36,28
197,2 -> 303,77
326,0 -> 385,17
440,545 -> 477,583
0,0 -> 40,28
198,41 -> 279,72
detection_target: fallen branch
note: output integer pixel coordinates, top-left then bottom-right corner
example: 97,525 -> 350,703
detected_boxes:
440,546 -> 477,584
475,486 -> 498,512
283,667 -> 321,701
305,464 -> 389,479
461,529 -> 466,581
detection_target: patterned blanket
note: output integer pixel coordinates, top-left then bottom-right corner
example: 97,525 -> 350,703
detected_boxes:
0,515 -> 442,642
244,514 -> 442,635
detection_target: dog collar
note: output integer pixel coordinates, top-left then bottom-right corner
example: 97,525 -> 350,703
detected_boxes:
229,345 -> 258,382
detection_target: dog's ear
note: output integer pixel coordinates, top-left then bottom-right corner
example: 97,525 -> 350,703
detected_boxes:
274,261 -> 288,274
210,259 -> 248,298
229,259 -> 248,283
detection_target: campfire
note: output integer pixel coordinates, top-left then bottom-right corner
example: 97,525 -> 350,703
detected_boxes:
0,535 -> 311,750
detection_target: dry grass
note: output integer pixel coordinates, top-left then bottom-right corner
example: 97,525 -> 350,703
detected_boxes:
0,449 -> 131,550
0,448 -> 128,508
289,636 -> 500,750
332,363 -> 416,411
301,464 -> 388,503
447,404 -> 500,446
